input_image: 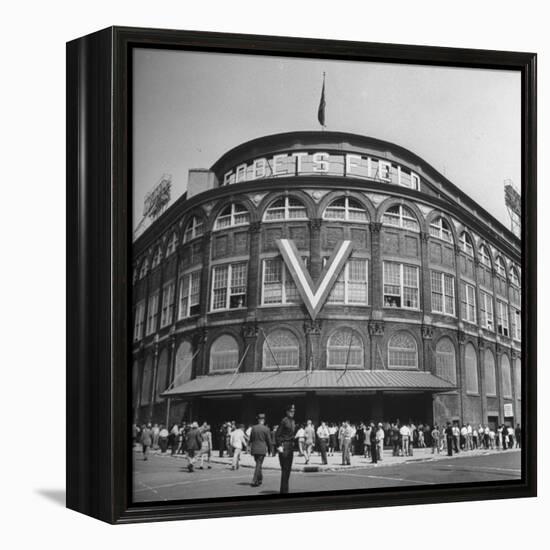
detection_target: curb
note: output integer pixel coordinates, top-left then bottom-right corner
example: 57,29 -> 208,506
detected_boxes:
134,448 -> 520,473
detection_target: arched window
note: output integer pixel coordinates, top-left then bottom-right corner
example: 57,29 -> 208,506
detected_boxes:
151,246 -> 163,268
140,356 -> 153,406
479,245 -> 491,268
155,349 -> 169,401
429,217 -> 453,243
138,258 -> 149,279
263,329 -> 300,369
264,196 -> 307,221
327,328 -> 364,369
484,349 -> 497,396
435,337 -> 457,384
183,216 -> 204,243
510,266 -> 520,287
495,256 -> 507,278
174,341 -> 194,385
465,343 -> 479,394
166,232 -> 178,256
460,232 -> 474,256
501,354 -> 513,398
323,197 -> 368,222
388,331 -> 417,369
214,203 -> 250,231
209,334 -> 240,372
381,204 -> 419,232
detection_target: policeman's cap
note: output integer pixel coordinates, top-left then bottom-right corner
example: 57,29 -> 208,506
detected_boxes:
286,404 -> 295,412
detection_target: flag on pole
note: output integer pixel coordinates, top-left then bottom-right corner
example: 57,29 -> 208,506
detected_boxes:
317,73 -> 326,127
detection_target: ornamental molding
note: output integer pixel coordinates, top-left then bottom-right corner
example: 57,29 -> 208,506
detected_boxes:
369,222 -> 382,233
421,324 -> 434,340
368,320 -> 385,336
309,218 -> 323,231
248,221 -> 261,234
304,319 -> 322,336
242,321 -> 259,338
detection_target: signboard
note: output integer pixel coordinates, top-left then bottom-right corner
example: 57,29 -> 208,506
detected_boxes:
222,151 -> 421,190
503,403 -> 514,417
143,175 -> 172,219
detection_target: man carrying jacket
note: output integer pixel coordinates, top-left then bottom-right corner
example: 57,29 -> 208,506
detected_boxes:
248,413 -> 272,487
185,421 -> 203,472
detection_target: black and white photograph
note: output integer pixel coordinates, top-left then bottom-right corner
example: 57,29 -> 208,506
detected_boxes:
130,48 -> 525,503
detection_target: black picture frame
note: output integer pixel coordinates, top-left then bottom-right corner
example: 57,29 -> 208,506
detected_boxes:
66,26 -> 537,524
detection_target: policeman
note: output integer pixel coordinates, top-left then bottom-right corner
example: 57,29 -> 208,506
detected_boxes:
275,404 -> 296,494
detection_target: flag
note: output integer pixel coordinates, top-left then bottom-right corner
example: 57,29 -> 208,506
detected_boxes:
317,73 -> 326,127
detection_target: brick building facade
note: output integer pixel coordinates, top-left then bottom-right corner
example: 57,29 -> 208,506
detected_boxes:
132,131 -> 522,431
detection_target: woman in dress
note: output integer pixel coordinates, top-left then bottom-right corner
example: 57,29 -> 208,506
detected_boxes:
198,424 -> 213,469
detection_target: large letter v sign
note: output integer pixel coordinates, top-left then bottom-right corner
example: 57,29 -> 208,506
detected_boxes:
276,239 -> 353,320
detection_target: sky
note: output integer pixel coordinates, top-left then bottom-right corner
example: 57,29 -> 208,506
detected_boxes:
133,48 -> 521,234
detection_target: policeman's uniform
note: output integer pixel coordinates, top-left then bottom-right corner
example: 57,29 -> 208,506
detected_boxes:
275,404 -> 296,494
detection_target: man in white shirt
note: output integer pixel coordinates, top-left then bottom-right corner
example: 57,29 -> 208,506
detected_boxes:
230,424 -> 247,470
316,421 -> 329,465
400,424 -> 411,456
466,424 -> 473,450
376,423 -> 385,461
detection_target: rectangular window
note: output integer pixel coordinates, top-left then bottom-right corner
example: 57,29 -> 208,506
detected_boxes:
261,258 -> 299,305
133,301 -> 145,342
327,258 -> 369,305
210,262 -> 248,311
480,291 -> 494,331
510,308 -> 521,341
145,292 -> 159,335
383,261 -> 419,309
460,281 -> 477,324
497,300 -> 510,337
178,271 -> 201,319
160,281 -> 175,327
431,271 -> 455,315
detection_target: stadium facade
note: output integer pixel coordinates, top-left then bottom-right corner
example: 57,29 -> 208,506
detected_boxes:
132,131 -> 522,431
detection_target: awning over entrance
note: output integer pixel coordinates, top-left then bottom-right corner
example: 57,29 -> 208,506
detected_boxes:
162,370 -> 456,398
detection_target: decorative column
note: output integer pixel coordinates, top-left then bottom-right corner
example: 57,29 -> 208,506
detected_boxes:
242,321 -> 259,373
304,319 -> 322,370
309,218 -> 323,283
453,245 -> 463,321
477,336 -> 487,424
368,222 -> 383,311
148,337 -> 160,422
421,324 -> 434,373
368,320 -> 385,370
495,342 -> 505,423
246,222 -> 261,311
419,231 -> 432,321
165,331 -> 176,427
192,326 -> 208,378
199,231 -> 212,316
457,330 -> 467,423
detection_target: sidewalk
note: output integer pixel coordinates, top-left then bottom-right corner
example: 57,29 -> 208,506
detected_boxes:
137,446 -> 520,472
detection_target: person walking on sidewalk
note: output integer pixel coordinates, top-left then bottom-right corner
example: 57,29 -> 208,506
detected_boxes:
140,423 -> 153,461
230,423 -> 247,470
369,422 -> 378,464
198,424 -> 213,469
445,422 -> 454,456
340,421 -> 353,465
248,413 -> 272,487
400,423 -> 411,457
317,421 -> 329,465
275,404 -> 297,494
376,423 -> 385,462
185,421 -> 203,472
431,425 -> 440,454
304,420 -> 315,464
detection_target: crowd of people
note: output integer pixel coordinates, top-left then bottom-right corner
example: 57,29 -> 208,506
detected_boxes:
133,418 -> 521,469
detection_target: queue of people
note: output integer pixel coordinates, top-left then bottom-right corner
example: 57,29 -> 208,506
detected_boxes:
133,418 -> 522,475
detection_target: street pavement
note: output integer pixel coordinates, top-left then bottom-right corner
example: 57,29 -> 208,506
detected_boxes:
133,448 -> 521,502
